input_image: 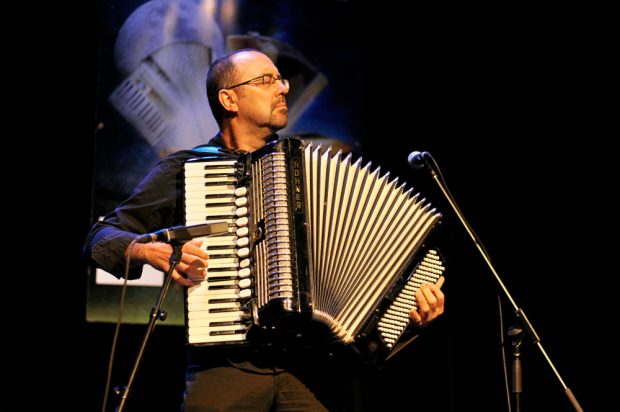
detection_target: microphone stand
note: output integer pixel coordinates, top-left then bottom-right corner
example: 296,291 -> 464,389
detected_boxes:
115,241 -> 185,412
417,153 -> 583,412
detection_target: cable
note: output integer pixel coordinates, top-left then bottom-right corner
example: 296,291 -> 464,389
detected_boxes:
101,239 -> 137,412
498,295 -> 511,412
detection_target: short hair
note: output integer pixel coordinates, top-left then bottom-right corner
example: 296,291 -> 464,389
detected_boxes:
206,48 -> 259,126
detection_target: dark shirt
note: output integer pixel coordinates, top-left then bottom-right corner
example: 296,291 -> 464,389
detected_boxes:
84,136 -> 241,277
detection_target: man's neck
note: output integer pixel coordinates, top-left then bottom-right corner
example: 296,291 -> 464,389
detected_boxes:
220,125 -> 276,152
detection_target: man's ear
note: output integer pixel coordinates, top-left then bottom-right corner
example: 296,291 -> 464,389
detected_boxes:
218,89 -> 238,113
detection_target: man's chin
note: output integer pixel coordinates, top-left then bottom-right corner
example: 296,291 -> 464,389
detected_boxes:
273,122 -> 288,131
272,113 -> 288,130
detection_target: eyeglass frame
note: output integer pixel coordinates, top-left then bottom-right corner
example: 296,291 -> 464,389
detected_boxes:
224,74 -> 289,90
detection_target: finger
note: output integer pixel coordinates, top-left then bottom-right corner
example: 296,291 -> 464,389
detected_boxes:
183,240 -> 208,259
427,280 -> 445,315
415,286 -> 431,321
409,308 -> 422,323
186,260 -> 208,282
421,284 -> 439,313
172,269 -> 195,287
434,285 -> 445,314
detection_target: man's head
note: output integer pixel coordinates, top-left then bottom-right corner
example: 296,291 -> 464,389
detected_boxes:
206,49 -> 289,132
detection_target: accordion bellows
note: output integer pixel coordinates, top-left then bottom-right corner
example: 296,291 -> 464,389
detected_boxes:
184,138 -> 445,362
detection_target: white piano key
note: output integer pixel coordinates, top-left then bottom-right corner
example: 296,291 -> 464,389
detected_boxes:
202,279 -> 238,287
190,205 -> 237,214
200,176 -> 237,184
185,197 -> 235,206
188,332 -> 247,344
187,301 -> 242,312
185,160 -> 237,170
185,219 -> 233,227
185,211 -> 235,221
185,183 -> 235,192
188,314 -> 246,326
204,236 -> 236,246
188,290 -> 249,300
190,288 -> 242,297
204,270 -> 238,278
189,324 -> 247,335
188,309 -> 245,320
207,258 -> 240,267
185,188 -> 235,197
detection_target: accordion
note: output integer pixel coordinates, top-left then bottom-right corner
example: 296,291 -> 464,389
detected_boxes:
183,138 -> 445,363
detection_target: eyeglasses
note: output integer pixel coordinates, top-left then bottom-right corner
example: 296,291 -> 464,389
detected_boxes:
225,74 -> 289,90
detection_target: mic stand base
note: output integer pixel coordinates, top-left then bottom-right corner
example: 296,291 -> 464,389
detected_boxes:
509,325 -> 523,412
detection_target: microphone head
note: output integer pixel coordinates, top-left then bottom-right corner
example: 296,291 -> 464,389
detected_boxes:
407,151 -> 427,170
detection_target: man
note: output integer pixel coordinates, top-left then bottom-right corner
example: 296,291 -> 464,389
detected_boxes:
85,48 -> 445,411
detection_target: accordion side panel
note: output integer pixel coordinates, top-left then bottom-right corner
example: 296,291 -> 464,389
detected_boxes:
262,152 -> 295,301
251,139 -> 312,327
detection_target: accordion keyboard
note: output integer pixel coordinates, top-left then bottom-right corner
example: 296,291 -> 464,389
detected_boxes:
184,159 -> 253,345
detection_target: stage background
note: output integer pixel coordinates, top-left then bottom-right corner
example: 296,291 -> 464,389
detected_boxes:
15,1 -> 612,411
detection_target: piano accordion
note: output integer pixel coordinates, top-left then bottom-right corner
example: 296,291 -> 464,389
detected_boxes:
183,138 -> 445,363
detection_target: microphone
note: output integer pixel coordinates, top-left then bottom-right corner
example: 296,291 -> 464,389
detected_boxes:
135,222 -> 229,244
407,151 -> 430,170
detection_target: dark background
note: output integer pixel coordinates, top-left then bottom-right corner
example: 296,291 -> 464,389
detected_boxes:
12,1 -> 612,411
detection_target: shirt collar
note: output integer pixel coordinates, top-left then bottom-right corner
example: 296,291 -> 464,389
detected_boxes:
206,132 -> 280,154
